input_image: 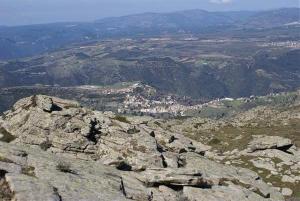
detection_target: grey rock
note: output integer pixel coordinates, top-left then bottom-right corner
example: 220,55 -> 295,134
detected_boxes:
35,95 -> 55,112
1,95 -> 210,170
162,152 -> 179,168
281,188 -> 293,196
281,175 -> 296,183
0,142 -> 143,201
0,161 -> 22,174
250,158 -> 277,172
157,185 -> 179,201
182,185 -> 277,201
6,173 -> 61,201
247,135 -> 293,153
137,168 -> 217,187
182,152 -> 284,200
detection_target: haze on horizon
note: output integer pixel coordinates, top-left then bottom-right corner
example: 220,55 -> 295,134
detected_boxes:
1,0 -> 299,26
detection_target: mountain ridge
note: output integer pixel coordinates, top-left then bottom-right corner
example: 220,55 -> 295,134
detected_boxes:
0,7 -> 299,60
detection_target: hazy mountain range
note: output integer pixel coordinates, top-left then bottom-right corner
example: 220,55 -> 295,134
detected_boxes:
0,8 -> 299,60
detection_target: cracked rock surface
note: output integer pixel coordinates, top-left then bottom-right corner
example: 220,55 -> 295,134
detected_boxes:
0,95 -> 285,201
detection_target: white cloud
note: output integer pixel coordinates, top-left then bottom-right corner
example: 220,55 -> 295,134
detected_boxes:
209,0 -> 233,4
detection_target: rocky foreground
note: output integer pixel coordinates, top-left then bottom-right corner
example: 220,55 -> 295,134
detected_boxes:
0,95 -> 298,201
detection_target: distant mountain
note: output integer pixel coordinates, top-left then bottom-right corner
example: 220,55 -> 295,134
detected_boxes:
94,10 -> 252,31
0,23 -> 98,59
243,8 -> 300,28
0,8 -> 299,60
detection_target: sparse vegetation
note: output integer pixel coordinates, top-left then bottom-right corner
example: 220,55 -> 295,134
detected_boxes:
56,161 -> 77,175
234,156 -> 300,198
127,126 -> 140,134
113,115 -> 130,124
208,138 -> 221,145
21,166 -> 36,177
0,155 -> 13,163
39,140 -> 52,151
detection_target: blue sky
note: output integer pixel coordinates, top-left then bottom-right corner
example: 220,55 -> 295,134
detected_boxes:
1,0 -> 299,25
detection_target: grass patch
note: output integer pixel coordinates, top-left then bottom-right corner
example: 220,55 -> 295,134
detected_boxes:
201,118 -> 300,152
208,138 -> 221,145
0,156 -> 13,163
113,115 -> 130,124
21,166 -> 36,177
39,140 -> 52,151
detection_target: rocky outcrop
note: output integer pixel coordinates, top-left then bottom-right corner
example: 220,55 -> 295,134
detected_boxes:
0,141 -> 284,201
247,135 -> 294,153
182,185 -> 273,201
0,95 -> 210,169
0,95 -> 285,201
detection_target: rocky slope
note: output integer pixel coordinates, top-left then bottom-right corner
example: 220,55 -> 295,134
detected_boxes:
160,91 -> 300,198
0,95 -> 290,201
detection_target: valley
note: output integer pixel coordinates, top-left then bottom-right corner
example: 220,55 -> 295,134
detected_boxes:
1,34 -> 299,100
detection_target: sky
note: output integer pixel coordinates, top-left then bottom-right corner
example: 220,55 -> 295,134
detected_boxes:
1,0 -> 299,26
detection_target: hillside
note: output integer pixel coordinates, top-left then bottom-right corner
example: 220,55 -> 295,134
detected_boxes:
1,33 -> 299,99
0,8 -> 299,60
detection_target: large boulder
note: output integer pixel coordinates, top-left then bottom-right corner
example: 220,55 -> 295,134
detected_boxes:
247,135 -> 293,153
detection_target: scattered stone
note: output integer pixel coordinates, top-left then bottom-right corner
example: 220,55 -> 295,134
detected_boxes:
281,188 -> 293,196
250,158 -> 276,172
282,175 -> 296,183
